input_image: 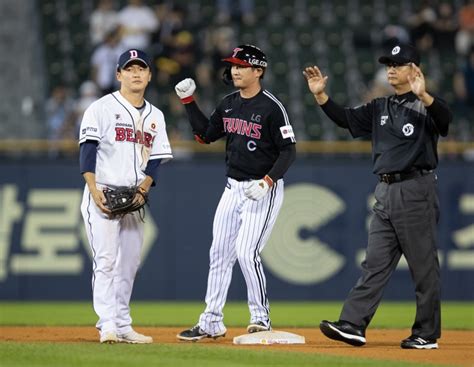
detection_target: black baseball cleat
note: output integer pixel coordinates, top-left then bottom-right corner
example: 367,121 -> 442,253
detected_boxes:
247,321 -> 272,333
177,325 -> 226,342
401,335 -> 438,349
319,320 -> 366,347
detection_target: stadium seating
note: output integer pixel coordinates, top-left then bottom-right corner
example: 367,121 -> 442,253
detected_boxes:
36,0 -> 472,141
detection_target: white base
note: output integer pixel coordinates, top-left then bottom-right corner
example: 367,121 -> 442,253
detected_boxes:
233,330 -> 305,345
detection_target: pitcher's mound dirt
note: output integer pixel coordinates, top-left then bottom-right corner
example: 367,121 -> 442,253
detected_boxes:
1,327 -> 472,366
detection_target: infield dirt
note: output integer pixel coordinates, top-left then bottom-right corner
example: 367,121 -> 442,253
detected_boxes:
1,327 -> 472,366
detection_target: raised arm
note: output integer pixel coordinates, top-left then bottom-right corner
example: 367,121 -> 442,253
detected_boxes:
303,66 -> 349,128
175,78 -> 225,143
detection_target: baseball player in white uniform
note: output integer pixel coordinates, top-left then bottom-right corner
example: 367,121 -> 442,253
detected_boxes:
79,49 -> 173,344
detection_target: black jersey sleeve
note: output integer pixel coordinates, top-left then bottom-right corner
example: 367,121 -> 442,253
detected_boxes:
184,101 -> 225,143
320,98 -> 373,137
184,101 -> 209,135
269,100 -> 296,148
207,105 -> 226,142
320,98 -> 349,128
267,143 -> 296,181
426,96 -> 452,137
344,100 -> 375,138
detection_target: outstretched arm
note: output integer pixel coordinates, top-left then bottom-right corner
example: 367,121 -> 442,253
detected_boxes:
303,66 -> 349,128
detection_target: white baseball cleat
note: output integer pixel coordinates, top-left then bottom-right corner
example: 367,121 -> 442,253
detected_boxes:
117,330 -> 153,344
100,331 -> 118,344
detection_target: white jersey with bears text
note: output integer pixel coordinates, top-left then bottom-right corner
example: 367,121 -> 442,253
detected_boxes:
79,90 -> 172,339
79,91 -> 173,187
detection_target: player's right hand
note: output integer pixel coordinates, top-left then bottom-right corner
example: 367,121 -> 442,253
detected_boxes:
91,188 -> 111,214
303,66 -> 328,96
175,78 -> 196,101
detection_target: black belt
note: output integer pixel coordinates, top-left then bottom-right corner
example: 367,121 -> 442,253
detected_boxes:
379,169 -> 432,184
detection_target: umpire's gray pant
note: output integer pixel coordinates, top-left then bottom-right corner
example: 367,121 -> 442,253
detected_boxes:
340,172 -> 441,340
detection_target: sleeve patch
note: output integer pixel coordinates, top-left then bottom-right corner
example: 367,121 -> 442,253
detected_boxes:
280,125 -> 295,139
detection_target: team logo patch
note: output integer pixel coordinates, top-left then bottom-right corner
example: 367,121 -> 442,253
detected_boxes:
402,123 -> 414,136
380,115 -> 388,126
280,125 -> 295,139
392,46 -> 400,55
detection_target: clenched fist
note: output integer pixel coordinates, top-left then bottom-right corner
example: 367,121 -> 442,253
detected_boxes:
175,78 -> 196,103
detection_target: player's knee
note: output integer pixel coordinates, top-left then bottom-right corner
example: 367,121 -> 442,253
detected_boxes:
236,252 -> 255,266
94,254 -> 116,273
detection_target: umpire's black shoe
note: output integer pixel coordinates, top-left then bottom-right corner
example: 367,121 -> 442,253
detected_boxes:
401,335 -> 438,349
319,320 -> 366,347
177,325 -> 226,342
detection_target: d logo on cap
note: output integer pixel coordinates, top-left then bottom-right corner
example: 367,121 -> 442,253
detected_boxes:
392,46 -> 400,55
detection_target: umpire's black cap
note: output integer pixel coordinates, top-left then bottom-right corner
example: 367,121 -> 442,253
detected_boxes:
117,49 -> 151,71
378,44 -> 421,66
222,44 -> 268,68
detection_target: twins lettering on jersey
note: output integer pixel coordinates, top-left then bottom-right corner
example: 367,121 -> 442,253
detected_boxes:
115,127 -> 154,147
223,117 -> 262,139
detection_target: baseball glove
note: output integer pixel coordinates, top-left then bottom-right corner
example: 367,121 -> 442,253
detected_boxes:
103,186 -> 148,219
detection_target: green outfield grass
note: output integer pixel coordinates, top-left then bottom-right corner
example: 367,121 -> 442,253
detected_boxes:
0,301 -> 473,329
0,342 -> 450,367
0,301 -> 472,367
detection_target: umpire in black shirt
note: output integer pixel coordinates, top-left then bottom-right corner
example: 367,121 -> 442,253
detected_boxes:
303,43 -> 453,349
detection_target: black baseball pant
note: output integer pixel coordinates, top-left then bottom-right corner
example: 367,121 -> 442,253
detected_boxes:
340,172 -> 441,339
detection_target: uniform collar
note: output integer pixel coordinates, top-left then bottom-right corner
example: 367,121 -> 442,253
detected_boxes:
391,91 -> 417,104
113,91 -> 148,120
239,88 -> 263,102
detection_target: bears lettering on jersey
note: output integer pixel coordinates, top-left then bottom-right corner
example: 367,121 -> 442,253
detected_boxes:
115,127 -> 154,147
222,118 -> 261,139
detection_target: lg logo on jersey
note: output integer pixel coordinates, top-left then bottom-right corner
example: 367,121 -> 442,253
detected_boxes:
402,123 -> 414,136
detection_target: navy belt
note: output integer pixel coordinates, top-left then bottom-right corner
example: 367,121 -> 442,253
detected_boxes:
379,169 -> 432,184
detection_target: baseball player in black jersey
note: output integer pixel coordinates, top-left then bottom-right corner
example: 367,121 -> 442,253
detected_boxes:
304,43 -> 453,349
174,44 -> 296,341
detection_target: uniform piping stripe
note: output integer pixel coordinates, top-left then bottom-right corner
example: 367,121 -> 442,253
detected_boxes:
141,103 -> 153,166
112,93 -> 139,185
79,135 -> 100,142
150,153 -> 173,158
204,183 -> 238,333
86,192 -> 98,296
262,90 -> 296,143
252,182 -> 277,314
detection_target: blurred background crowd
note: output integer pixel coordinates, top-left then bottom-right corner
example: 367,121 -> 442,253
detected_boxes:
1,0 -> 473,152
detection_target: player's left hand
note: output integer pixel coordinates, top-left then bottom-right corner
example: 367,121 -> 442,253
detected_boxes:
244,175 -> 274,201
175,78 -> 196,100
407,63 -> 426,97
